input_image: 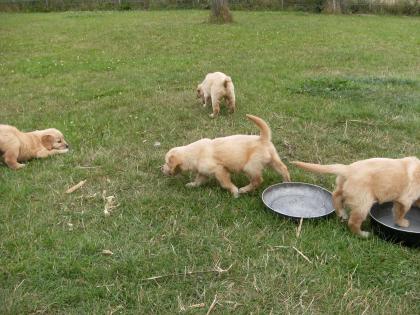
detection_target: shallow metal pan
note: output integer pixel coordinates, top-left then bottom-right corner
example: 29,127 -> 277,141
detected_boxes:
262,182 -> 335,220
370,203 -> 420,247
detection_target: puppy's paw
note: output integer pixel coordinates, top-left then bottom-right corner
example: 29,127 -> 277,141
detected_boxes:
358,231 -> 370,238
238,187 -> 247,194
232,188 -> 239,198
203,103 -> 207,108
339,213 -> 349,221
396,218 -> 410,228
186,182 -> 197,188
209,113 -> 216,118
14,163 -> 26,170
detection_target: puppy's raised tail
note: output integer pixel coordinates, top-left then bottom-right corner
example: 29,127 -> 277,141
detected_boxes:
292,161 -> 348,176
223,77 -> 232,88
246,114 -> 271,142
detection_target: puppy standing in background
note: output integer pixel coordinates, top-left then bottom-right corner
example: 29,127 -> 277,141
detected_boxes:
197,72 -> 236,118
162,114 -> 290,197
292,157 -> 420,237
0,124 -> 69,170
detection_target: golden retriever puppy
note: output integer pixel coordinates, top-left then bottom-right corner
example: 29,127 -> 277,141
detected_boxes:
196,72 -> 235,118
0,124 -> 69,170
162,114 -> 290,197
292,157 -> 420,238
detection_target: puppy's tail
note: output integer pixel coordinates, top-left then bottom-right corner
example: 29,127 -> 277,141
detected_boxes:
223,77 -> 232,88
246,114 -> 271,142
291,161 -> 348,177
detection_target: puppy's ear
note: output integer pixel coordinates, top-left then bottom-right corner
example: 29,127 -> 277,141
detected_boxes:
41,135 -> 54,150
168,154 -> 181,173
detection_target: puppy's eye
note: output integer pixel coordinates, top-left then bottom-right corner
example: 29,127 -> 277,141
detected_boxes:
58,140 -> 62,143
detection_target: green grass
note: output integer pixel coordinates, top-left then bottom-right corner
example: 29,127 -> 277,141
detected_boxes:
1,10 -> 419,314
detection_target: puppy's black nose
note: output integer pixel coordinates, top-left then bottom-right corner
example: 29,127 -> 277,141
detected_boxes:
65,144 -> 69,148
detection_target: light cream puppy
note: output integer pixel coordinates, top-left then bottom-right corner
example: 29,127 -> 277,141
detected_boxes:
162,114 -> 290,197
292,157 -> 420,238
0,124 -> 69,170
196,72 -> 235,118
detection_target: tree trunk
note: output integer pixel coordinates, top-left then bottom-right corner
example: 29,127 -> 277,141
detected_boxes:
209,0 -> 233,23
323,0 -> 342,13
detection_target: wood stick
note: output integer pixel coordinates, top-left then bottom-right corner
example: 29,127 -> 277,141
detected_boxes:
65,180 -> 87,194
296,217 -> 303,238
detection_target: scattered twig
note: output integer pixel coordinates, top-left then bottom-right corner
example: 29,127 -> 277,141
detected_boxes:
102,190 -> 118,216
206,294 -> 218,315
142,263 -> 233,282
65,180 -> 87,194
13,279 -> 25,293
101,249 -> 114,256
361,305 -> 370,315
344,120 -> 348,138
296,218 -> 303,238
347,119 -> 375,126
292,246 -> 312,264
108,305 -> 123,315
340,119 -> 375,127
189,303 -> 205,309
75,165 -> 101,169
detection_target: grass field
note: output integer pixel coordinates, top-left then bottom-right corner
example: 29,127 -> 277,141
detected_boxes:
1,10 -> 419,314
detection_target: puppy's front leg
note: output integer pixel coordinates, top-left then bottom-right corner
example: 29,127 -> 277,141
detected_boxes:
186,174 -> 208,188
203,95 -> 211,108
214,168 -> 239,198
210,96 -> 220,118
36,148 -> 69,158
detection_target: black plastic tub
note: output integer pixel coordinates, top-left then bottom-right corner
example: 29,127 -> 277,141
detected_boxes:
370,202 -> 420,247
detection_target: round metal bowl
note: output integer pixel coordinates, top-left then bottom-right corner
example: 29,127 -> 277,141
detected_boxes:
262,182 -> 335,220
370,203 -> 420,247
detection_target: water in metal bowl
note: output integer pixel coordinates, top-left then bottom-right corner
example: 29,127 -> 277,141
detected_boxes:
262,182 -> 335,219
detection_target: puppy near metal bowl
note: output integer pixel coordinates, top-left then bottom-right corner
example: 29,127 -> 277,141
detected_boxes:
370,203 -> 420,247
262,182 -> 335,220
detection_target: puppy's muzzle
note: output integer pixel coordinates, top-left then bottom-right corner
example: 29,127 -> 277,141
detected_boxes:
161,164 -> 171,176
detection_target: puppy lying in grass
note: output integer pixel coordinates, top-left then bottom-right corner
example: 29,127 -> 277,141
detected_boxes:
162,114 -> 290,197
292,157 -> 420,237
196,72 -> 235,118
0,124 -> 69,170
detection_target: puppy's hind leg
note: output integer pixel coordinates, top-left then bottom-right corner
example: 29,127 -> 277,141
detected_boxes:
226,91 -> 236,113
186,174 -> 209,188
269,150 -> 290,182
4,150 -> 25,170
347,201 -> 373,238
239,164 -> 263,194
214,167 -> 239,198
392,202 -> 411,228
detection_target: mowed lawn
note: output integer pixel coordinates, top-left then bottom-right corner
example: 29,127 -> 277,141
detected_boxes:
1,10 -> 419,314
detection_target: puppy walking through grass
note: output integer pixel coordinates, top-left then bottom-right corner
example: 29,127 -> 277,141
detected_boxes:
162,114 -> 290,197
196,72 -> 236,118
292,157 -> 420,237
0,124 -> 69,170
